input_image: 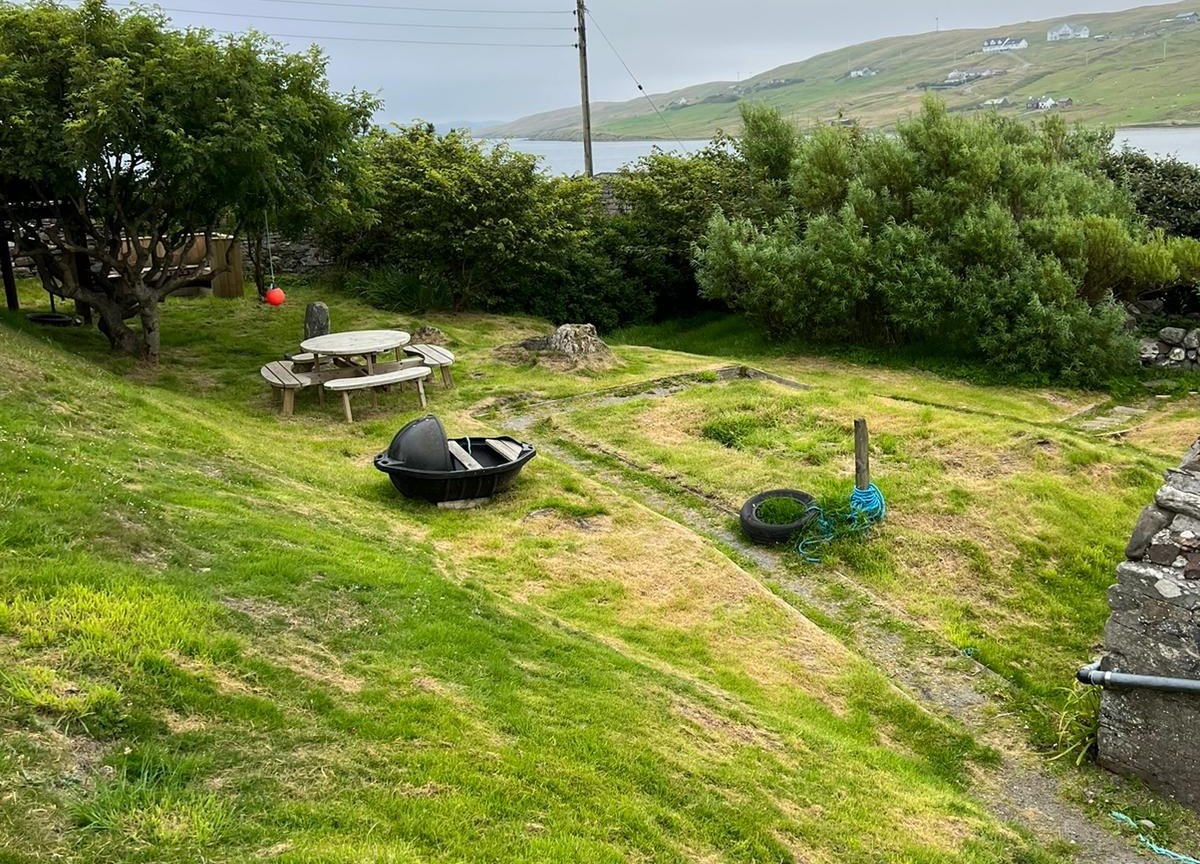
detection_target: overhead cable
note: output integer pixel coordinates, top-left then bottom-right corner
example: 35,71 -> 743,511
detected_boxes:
209,28 -> 572,47
584,7 -> 686,148
260,0 -> 571,14
148,6 -> 573,30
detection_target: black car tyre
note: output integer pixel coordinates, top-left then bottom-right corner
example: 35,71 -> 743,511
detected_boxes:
739,489 -> 816,544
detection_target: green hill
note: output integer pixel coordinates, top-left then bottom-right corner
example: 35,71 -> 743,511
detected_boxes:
485,1 -> 1200,140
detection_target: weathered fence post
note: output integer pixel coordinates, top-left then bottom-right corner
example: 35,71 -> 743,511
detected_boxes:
854,418 -> 870,491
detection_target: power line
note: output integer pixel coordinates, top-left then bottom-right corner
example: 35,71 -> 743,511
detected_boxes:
148,5 -> 573,30
210,28 -> 573,47
260,0 -> 571,14
584,7 -> 685,147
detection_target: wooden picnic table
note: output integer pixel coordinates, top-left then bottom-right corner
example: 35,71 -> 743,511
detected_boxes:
299,329 -> 411,375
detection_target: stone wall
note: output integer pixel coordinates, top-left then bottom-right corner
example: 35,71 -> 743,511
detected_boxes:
1139,327 -> 1200,370
1096,437 -> 1200,809
249,234 -> 333,276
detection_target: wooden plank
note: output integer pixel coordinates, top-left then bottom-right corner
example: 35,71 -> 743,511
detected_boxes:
323,366 -> 430,392
485,438 -> 522,462
260,361 -> 308,389
448,440 -> 483,471
854,418 -> 870,491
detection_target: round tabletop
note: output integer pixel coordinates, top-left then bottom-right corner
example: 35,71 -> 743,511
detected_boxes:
300,329 -> 410,356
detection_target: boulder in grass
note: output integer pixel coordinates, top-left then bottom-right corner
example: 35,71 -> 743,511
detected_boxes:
412,325 -> 449,346
304,302 -> 331,340
495,323 -> 618,371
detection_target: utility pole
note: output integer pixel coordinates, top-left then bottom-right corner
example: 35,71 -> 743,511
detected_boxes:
575,0 -> 593,177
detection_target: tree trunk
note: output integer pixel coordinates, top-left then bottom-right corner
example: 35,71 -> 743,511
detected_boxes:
94,296 -> 143,355
138,294 -> 161,363
251,233 -> 266,297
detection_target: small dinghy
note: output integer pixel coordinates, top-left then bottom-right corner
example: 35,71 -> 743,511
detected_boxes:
374,415 -> 536,503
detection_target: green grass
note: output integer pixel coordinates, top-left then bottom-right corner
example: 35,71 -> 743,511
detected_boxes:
567,316 -> 1200,749
0,279 -> 1090,862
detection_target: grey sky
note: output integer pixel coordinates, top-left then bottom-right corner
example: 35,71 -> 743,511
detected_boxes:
135,0 -> 1177,124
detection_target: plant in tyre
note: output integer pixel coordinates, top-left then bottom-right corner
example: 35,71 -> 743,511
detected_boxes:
0,0 -> 374,360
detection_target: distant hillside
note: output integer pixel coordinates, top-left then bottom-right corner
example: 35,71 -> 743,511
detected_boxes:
484,1 -> 1200,140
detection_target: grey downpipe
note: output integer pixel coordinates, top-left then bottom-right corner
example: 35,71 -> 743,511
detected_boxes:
1076,660 -> 1200,694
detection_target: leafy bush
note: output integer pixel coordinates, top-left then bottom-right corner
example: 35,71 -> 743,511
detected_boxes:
322,125 -> 646,330
1104,148 -> 1200,239
695,99 -> 1157,385
607,141 -> 751,320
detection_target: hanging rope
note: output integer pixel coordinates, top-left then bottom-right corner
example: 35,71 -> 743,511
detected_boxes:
796,483 -> 887,563
263,214 -> 277,290
1111,813 -> 1200,864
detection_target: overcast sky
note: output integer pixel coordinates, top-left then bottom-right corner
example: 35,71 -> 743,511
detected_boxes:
117,0 -> 1177,125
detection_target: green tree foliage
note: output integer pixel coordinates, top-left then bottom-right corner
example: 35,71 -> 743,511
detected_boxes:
1104,148 -> 1200,240
0,0 -> 374,361
323,125 -> 647,330
606,142 -> 750,319
694,100 -> 1168,384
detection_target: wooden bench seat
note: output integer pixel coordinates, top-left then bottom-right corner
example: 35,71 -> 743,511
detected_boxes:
324,366 -> 432,422
485,438 -> 523,463
260,360 -> 311,416
402,344 -> 455,387
447,440 -> 483,471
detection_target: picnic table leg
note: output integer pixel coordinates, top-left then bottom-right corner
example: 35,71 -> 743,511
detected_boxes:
317,353 -> 326,406
367,353 -> 378,408
417,377 -> 427,409
440,366 -> 453,388
340,391 -> 354,423
282,389 -> 295,417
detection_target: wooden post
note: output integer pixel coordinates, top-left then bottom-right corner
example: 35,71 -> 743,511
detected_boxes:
575,0 -> 593,178
0,220 -> 18,312
854,418 -> 870,491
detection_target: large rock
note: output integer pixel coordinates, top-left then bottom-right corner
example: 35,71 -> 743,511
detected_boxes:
546,323 -> 612,358
1160,326 -> 1187,346
304,302 -> 331,340
411,326 -> 449,346
1126,505 -> 1174,559
1185,329 -> 1200,350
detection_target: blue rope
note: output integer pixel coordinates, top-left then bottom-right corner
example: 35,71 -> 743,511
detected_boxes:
796,483 -> 887,563
1112,812 -> 1200,864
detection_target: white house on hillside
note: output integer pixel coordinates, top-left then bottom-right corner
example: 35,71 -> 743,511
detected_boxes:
982,37 -> 1029,52
848,66 -> 879,78
1047,23 -> 1090,40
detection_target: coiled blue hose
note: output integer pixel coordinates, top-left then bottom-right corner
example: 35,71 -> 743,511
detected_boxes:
796,483 -> 887,563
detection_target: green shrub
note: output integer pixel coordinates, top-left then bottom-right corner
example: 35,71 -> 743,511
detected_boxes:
1104,148 -> 1200,240
321,125 -> 647,330
695,99 -> 1147,385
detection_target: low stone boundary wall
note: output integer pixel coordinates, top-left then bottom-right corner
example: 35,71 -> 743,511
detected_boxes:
1096,437 -> 1200,809
1139,327 -> 1200,370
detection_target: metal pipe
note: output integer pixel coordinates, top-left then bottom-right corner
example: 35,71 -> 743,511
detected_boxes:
1076,660 -> 1200,694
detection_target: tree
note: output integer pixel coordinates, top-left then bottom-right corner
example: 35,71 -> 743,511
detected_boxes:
0,0 -> 375,361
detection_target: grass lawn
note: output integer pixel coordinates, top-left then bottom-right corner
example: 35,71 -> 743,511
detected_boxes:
0,278 -> 1196,862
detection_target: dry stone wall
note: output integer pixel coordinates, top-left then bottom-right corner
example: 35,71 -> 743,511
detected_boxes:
1096,437 -> 1200,809
1139,327 -> 1200,370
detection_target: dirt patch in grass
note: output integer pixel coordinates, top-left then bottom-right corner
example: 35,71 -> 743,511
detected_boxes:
167,651 -> 258,696
1123,405 -> 1200,456
222,593 -> 366,634
255,636 -> 365,695
672,697 -> 784,754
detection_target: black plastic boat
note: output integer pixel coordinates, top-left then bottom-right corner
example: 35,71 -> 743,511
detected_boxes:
374,415 -> 535,502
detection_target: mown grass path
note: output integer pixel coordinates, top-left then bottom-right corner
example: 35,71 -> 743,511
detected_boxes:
2,281 -> 1197,862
